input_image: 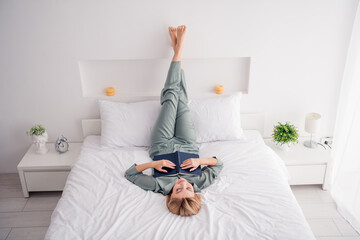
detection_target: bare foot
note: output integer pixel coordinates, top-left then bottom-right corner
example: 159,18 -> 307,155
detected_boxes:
168,26 -> 177,51
171,25 -> 186,63
175,25 -> 186,53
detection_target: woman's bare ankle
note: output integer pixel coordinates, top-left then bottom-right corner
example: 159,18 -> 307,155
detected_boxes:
175,26 -> 186,54
172,56 -> 181,62
168,26 -> 177,52
171,25 -> 185,64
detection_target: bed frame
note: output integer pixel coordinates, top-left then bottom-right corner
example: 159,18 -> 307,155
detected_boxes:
81,113 -> 264,139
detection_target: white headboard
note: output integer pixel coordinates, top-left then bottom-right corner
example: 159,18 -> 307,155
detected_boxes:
79,58 -> 251,98
81,113 -> 264,139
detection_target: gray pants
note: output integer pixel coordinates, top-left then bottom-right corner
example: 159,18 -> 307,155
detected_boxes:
149,61 -> 199,159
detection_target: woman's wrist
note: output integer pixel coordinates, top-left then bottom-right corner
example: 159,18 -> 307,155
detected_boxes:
135,162 -> 156,172
199,157 -> 217,166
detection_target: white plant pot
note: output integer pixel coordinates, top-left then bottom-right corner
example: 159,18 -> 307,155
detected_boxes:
278,142 -> 292,151
32,131 -> 49,154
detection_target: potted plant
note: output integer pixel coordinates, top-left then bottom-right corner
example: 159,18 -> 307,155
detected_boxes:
27,124 -> 49,154
272,121 -> 299,151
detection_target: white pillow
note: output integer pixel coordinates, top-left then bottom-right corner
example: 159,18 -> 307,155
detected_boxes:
99,100 -> 161,148
99,92 -> 244,148
188,92 -> 244,143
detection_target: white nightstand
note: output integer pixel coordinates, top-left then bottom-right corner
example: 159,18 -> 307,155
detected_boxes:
17,142 -> 82,197
264,138 -> 332,190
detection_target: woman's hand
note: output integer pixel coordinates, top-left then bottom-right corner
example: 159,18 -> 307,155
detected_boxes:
181,158 -> 201,172
153,160 -> 176,173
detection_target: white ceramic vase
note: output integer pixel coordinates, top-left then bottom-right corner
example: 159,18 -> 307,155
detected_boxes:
278,142 -> 292,151
32,131 -> 49,154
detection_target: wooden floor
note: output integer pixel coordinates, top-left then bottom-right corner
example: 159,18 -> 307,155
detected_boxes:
0,173 -> 359,240
0,173 -> 61,240
292,185 -> 360,240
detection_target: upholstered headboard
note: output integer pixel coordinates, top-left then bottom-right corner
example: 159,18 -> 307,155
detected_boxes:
81,113 -> 264,139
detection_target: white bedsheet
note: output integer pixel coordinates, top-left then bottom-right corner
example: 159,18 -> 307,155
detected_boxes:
45,131 -> 315,240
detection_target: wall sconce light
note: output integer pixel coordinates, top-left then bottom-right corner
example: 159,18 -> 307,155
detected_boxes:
215,85 -> 224,94
106,87 -> 115,96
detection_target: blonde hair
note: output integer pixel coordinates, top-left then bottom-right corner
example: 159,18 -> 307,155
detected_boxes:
166,194 -> 202,216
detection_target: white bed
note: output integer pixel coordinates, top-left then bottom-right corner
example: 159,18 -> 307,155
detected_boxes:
45,130 -> 315,240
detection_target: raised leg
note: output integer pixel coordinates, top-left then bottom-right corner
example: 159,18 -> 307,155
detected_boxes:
172,26 -> 198,152
149,26 -> 187,158
150,62 -> 181,145
174,70 -> 196,145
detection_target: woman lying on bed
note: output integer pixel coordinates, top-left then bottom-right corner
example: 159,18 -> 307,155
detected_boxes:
125,25 -> 223,217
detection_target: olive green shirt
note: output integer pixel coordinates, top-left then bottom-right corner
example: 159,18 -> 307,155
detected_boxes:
124,158 -> 223,195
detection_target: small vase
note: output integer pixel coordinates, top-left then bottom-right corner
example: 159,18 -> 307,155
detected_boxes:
32,131 -> 49,154
278,142 -> 292,151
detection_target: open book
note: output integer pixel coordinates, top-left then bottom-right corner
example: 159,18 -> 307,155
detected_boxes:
153,151 -> 201,178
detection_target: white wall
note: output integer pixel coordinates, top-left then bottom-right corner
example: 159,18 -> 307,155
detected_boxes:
0,0 -> 358,173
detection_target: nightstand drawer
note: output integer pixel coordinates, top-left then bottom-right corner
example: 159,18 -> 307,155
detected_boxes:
24,171 -> 70,191
287,165 -> 326,185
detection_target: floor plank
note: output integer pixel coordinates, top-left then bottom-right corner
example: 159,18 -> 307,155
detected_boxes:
0,174 -> 21,186
0,211 -> 52,228
307,219 -> 342,237
0,198 -> 27,212
23,196 -> 60,212
334,218 -> 360,236
0,186 -> 24,199
299,203 -> 342,219
317,189 -> 335,203
0,228 -> 11,240
6,227 -> 47,240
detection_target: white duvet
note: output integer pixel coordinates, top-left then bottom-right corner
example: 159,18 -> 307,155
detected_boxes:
45,131 -> 315,240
